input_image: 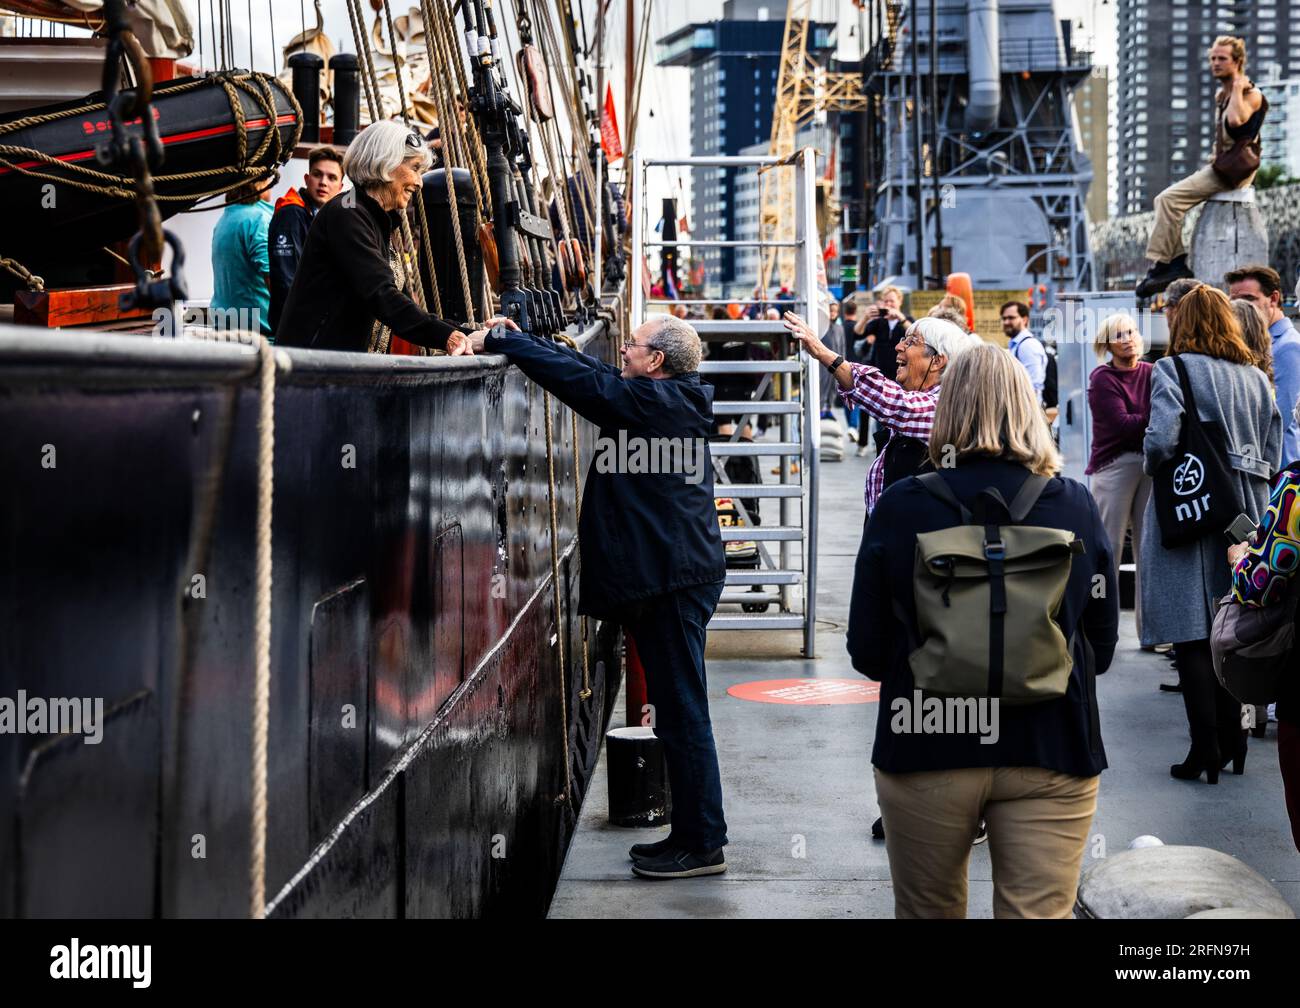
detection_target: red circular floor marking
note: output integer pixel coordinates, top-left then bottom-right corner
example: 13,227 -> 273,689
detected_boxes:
727,678 -> 880,705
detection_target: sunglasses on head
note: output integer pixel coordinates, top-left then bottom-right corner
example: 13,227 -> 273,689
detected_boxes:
404,131 -> 424,150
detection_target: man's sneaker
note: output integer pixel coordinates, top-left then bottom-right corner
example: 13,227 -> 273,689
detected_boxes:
628,835 -> 675,862
630,846 -> 727,879
973,820 -> 988,845
1136,254 -> 1194,298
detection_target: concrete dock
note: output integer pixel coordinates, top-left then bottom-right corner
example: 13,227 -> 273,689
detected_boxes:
548,432 -> 1300,919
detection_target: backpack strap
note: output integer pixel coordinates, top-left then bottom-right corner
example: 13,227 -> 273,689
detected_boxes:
1007,474 -> 1051,522
916,471 -> 973,524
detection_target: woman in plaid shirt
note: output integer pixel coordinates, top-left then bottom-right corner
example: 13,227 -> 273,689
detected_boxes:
784,312 -> 983,514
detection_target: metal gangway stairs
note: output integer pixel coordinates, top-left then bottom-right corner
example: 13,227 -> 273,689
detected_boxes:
628,150 -> 823,656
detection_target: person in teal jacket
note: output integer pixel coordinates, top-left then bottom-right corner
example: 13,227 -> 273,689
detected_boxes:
211,178 -> 274,336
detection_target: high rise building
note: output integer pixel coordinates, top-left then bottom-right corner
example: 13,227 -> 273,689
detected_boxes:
1116,0 -> 1299,217
655,0 -> 836,291
1074,67 -> 1110,222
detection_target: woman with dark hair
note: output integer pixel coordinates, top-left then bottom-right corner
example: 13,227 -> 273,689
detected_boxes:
1140,284 -> 1281,782
276,120 -> 477,353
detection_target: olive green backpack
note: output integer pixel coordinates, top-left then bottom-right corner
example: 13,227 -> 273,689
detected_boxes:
903,472 -> 1084,705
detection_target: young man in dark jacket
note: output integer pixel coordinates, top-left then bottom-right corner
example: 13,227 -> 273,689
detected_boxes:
269,147 -> 344,336
469,315 -> 729,878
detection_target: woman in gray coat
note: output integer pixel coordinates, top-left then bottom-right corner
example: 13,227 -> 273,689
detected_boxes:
1140,284 -> 1281,783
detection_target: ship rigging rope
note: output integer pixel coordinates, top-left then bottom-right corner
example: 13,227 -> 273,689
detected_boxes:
0,256 -> 45,292
0,72 -> 300,206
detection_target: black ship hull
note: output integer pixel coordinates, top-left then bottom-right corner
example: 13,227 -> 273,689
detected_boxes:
0,320 -> 618,917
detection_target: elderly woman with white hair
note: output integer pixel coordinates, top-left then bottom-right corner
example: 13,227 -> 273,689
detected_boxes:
785,311 -> 983,516
276,119 -> 473,354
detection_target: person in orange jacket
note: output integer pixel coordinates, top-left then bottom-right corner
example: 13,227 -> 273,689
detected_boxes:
268,146 -> 344,335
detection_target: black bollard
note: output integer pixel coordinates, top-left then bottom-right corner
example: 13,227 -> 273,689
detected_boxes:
419,167 -> 486,324
288,52 -> 323,144
330,53 -> 361,146
606,726 -> 672,828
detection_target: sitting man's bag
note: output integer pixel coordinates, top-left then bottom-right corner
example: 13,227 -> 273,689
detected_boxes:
1210,466 -> 1300,705
906,471 -> 1084,705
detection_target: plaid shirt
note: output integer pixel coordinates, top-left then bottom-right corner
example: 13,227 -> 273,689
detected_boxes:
837,363 -> 940,513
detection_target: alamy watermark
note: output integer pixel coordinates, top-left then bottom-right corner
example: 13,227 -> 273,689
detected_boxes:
591,430 -> 708,485
0,692 -> 103,744
889,689 -> 1000,745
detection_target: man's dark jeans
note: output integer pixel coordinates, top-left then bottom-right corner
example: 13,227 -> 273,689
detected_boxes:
620,580 -> 727,853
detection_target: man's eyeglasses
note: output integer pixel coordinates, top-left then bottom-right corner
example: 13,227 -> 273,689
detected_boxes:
623,340 -> 661,353
899,332 -> 936,354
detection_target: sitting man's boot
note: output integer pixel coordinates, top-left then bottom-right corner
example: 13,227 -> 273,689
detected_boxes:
631,845 -> 727,879
1136,254 -> 1194,298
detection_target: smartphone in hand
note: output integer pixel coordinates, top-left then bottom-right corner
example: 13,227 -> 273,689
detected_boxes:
1224,512 -> 1256,544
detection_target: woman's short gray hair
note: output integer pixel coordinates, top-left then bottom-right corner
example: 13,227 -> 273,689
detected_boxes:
343,119 -> 432,191
646,314 -> 703,374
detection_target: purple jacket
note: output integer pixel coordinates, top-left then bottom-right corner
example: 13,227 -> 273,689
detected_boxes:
1087,362 -> 1153,475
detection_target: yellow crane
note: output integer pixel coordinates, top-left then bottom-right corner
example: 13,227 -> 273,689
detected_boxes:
758,1 -> 870,294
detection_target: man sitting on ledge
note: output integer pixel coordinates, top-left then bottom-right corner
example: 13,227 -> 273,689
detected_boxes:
1137,35 -> 1265,299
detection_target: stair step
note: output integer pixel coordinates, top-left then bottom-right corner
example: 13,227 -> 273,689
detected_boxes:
720,526 -> 802,541
698,360 -> 801,374
724,569 -> 801,585
719,589 -> 783,605
712,401 -> 802,414
708,614 -> 805,631
711,442 -> 801,456
714,483 -> 803,497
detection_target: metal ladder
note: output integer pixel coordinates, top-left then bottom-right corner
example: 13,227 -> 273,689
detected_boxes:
628,150 -> 824,657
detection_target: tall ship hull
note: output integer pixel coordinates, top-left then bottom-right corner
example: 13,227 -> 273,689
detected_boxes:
0,321 -> 620,917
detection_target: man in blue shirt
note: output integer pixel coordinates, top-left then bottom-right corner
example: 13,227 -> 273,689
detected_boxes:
1228,264 -> 1300,464
211,178 -> 274,336
1002,300 -> 1047,402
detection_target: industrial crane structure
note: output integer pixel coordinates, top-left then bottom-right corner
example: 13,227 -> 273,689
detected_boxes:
758,0 -> 868,294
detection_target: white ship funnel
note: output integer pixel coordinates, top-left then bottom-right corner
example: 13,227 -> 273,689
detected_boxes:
965,0 -> 1000,133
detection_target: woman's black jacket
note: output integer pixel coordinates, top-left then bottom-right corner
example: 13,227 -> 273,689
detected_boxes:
849,457 -> 1119,778
275,187 -> 460,352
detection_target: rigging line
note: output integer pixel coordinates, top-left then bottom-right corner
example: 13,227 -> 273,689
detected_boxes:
418,0 -> 477,322
248,0 -> 253,70
267,0 -> 275,74
432,0 -> 489,214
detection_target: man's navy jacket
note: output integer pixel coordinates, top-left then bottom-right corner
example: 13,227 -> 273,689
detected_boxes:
484,329 -> 726,618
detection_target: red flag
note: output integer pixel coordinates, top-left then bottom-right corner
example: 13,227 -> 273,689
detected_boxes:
601,83 -> 624,163
678,216 -> 690,234
823,238 -> 838,261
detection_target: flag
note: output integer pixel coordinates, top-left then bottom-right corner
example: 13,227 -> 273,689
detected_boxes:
823,238 -> 838,261
601,83 -> 624,163
678,216 -> 690,235
664,268 -> 680,300
641,257 -> 653,298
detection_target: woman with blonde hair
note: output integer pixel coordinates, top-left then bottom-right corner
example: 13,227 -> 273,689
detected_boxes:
1087,313 -> 1154,641
848,342 -> 1117,918
1141,284 -> 1281,783
1231,297 -> 1274,385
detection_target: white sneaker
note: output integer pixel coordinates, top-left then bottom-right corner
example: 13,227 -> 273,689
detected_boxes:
846,428 -> 857,443
856,444 -> 869,457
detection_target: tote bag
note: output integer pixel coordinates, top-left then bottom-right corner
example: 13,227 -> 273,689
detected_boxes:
1152,356 -> 1241,548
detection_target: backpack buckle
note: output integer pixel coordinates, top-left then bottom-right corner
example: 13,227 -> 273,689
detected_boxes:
983,538 -> 1005,561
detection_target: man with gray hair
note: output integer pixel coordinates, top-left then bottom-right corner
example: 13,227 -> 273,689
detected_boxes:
470,315 -> 730,879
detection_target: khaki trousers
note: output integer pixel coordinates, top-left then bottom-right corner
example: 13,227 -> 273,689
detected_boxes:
1145,164 -> 1253,263
875,765 -> 1099,919
1090,451 -> 1151,639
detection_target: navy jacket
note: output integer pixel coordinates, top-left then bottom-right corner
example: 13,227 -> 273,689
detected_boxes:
484,330 -> 726,618
849,458 -> 1118,777
268,187 -> 316,336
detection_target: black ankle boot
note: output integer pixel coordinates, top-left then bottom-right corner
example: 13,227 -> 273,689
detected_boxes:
1171,743 -> 1221,784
